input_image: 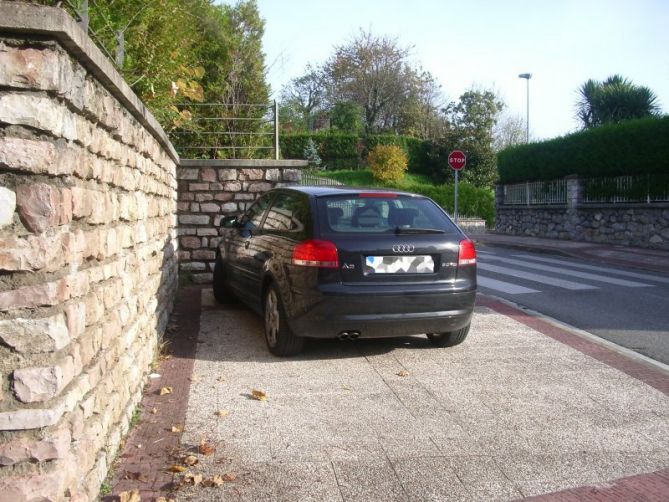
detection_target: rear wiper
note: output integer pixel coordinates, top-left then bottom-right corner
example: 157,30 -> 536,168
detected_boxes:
393,226 -> 444,234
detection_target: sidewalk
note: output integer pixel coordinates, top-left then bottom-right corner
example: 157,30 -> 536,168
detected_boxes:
473,233 -> 669,275
105,287 -> 669,501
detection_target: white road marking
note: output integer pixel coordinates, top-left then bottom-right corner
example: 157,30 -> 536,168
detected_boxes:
477,263 -> 597,290
510,253 -> 669,285
477,276 -> 540,295
481,255 -> 652,288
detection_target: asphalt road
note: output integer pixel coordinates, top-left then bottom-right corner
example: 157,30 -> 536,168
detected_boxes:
476,244 -> 669,366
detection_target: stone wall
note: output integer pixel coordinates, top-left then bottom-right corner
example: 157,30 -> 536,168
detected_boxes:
0,3 -> 178,500
495,180 -> 669,249
177,159 -> 306,283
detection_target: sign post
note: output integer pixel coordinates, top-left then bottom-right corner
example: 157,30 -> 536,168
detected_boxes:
447,150 -> 466,224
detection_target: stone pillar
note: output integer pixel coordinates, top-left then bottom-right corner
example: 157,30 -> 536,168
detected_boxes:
565,175 -> 582,239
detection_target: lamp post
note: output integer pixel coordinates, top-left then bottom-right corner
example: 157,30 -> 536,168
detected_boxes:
518,73 -> 532,142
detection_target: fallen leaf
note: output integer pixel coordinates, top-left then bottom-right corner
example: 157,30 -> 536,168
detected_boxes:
118,490 -> 141,502
216,376 -> 225,382
202,475 -> 225,487
397,370 -> 409,377
214,410 -> 229,418
251,389 -> 267,401
159,386 -> 173,395
183,455 -> 198,466
171,424 -> 183,433
341,385 -> 351,391
122,471 -> 148,482
168,464 -> 187,473
199,438 -> 216,456
150,408 -> 158,414
222,472 -> 237,482
184,473 -> 203,486
155,498 -> 176,502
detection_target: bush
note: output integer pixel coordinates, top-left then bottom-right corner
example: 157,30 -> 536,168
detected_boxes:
368,145 -> 408,183
497,116 -> 669,183
302,138 -> 322,167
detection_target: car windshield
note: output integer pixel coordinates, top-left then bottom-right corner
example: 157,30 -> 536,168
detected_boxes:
318,194 -> 459,234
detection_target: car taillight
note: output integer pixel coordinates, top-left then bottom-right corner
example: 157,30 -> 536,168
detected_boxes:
292,240 -> 339,268
458,239 -> 476,266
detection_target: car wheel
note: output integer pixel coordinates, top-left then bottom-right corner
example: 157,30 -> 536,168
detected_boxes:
427,323 -> 470,347
264,284 -> 304,357
213,256 -> 233,304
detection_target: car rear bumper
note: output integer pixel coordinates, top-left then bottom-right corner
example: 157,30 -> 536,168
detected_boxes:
287,284 -> 476,338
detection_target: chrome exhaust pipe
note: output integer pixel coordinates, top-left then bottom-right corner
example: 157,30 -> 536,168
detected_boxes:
349,332 -> 360,339
338,332 -> 350,340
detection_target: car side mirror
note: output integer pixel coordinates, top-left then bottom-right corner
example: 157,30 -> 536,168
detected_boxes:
220,214 -> 240,228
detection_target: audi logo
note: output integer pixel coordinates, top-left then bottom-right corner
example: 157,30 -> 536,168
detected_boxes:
392,244 -> 415,253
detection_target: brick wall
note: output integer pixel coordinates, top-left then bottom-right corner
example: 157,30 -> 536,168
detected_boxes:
0,4 -> 178,500
177,159 -> 306,283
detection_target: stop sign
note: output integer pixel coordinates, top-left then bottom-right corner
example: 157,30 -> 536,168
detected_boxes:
448,150 -> 466,171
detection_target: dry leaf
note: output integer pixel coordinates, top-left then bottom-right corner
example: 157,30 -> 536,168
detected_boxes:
222,472 -> 237,482
216,376 -> 225,382
171,424 -> 183,433
183,455 -> 198,466
118,490 -> 141,502
150,408 -> 158,414
251,389 -> 267,401
198,438 -> 216,456
397,370 -> 409,377
168,464 -> 187,473
122,471 -> 148,482
202,475 -> 225,487
184,473 -> 203,486
159,386 -> 173,395
155,498 -> 176,502
214,410 -> 229,418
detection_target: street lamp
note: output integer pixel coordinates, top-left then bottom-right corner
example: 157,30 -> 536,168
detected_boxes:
518,73 -> 532,142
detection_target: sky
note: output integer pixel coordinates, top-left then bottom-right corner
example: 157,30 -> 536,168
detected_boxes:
253,0 -> 669,140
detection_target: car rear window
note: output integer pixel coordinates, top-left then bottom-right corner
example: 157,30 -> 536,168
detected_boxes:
317,195 -> 459,234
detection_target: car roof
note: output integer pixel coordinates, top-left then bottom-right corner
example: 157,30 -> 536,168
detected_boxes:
279,185 -> 423,198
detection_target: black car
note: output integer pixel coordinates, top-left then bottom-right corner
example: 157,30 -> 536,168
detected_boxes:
213,186 -> 477,356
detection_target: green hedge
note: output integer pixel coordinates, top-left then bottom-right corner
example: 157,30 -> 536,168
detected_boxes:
280,133 -> 430,173
497,116 -> 669,183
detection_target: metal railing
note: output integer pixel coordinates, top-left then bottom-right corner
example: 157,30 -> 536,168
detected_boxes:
299,173 -> 344,186
170,102 -> 280,160
582,175 -> 669,204
503,180 -> 567,205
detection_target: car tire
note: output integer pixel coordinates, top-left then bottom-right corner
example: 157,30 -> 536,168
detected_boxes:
213,256 -> 233,304
427,323 -> 470,347
264,284 -> 304,357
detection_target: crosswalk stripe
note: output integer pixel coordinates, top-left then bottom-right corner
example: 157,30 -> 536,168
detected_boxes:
511,253 -> 669,285
477,263 -> 597,290
480,255 -> 652,288
477,275 -> 539,295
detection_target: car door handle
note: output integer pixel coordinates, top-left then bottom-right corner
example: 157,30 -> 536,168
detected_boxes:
244,241 -> 250,249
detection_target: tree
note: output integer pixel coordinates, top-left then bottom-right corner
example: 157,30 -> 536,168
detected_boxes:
576,75 -> 661,128
493,113 -> 527,152
330,101 -> 362,133
280,66 -> 325,131
322,30 -> 441,135
442,89 -> 505,186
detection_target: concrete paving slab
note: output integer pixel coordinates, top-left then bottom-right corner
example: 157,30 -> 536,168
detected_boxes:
173,291 -> 669,500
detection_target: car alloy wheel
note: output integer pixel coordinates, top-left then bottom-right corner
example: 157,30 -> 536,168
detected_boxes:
265,288 -> 280,347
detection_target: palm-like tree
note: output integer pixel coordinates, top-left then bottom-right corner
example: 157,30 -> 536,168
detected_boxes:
576,75 -> 660,128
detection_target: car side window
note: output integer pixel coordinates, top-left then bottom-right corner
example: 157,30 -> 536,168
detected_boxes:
240,193 -> 272,230
262,193 -> 310,236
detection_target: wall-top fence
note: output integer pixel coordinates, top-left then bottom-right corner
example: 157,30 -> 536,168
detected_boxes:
501,174 -> 669,206
170,101 -> 280,160
582,174 -> 669,204
503,179 -> 567,206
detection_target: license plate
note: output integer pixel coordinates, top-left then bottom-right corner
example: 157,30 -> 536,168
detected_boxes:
365,255 -> 435,274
